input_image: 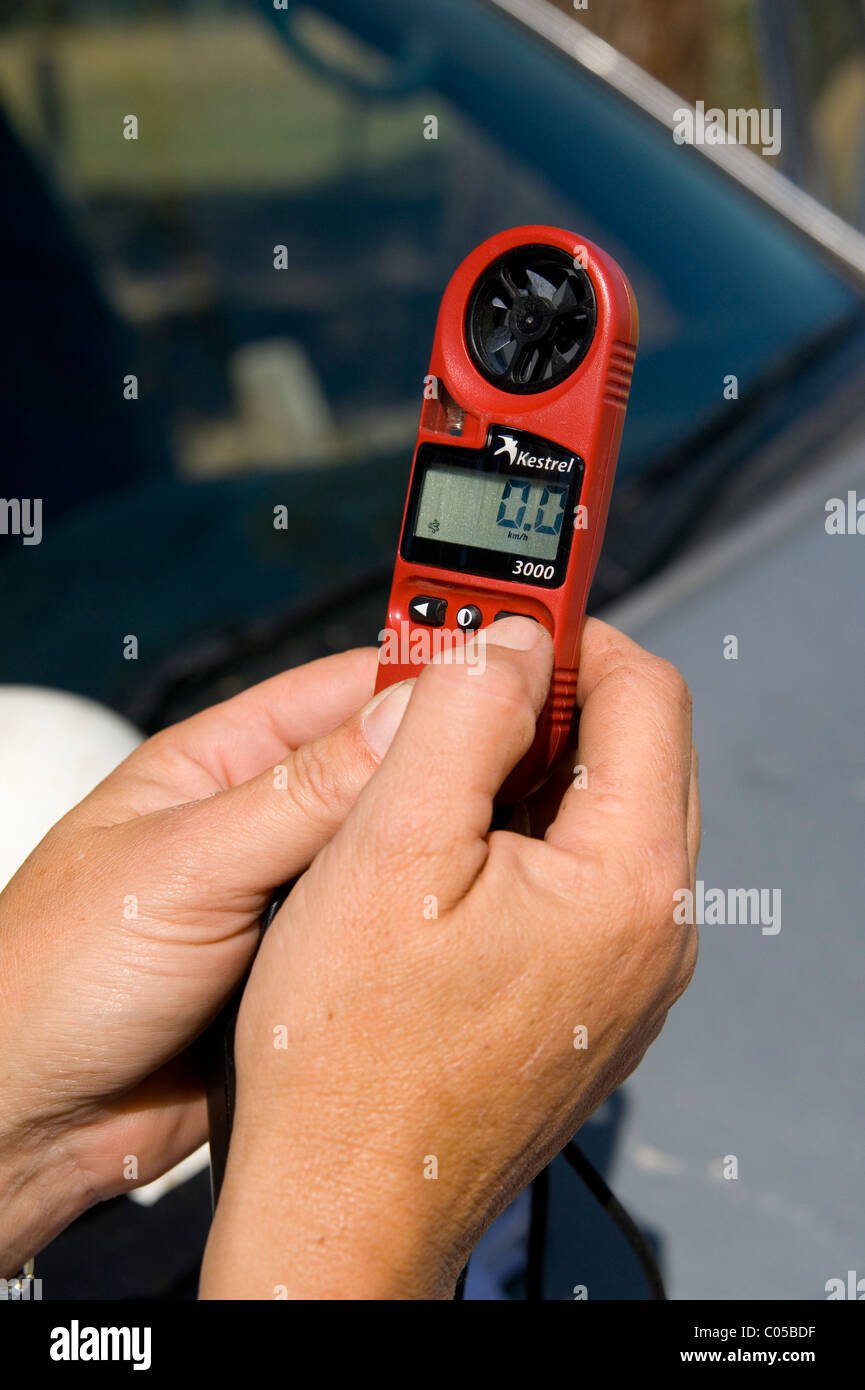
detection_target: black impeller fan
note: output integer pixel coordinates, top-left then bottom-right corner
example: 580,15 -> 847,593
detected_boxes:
466,244 -> 597,394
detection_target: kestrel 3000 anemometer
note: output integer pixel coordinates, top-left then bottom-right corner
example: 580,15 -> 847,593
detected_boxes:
374,225 -> 638,798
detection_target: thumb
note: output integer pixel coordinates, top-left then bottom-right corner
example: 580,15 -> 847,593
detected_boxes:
151,679 -> 414,901
303,616 -> 553,921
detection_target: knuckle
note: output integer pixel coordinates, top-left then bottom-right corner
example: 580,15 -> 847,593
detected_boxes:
646,656 -> 692,718
604,663 -> 644,702
479,657 -> 540,743
286,737 -> 350,826
424,648 -> 538,738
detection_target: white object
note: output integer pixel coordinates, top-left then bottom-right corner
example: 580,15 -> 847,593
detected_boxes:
128,1144 -> 211,1207
0,686 -> 142,890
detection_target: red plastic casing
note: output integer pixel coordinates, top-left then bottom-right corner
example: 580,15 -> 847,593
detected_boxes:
375,225 -> 638,800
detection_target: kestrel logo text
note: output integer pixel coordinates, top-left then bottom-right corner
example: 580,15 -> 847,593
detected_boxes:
494,434 -> 575,473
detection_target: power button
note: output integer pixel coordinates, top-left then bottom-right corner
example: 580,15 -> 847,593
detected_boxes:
456,605 -> 482,630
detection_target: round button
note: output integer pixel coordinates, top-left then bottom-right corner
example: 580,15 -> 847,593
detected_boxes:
456,605 -> 482,630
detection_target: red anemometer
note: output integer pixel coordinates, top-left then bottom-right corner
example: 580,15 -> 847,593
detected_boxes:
374,224 -> 638,798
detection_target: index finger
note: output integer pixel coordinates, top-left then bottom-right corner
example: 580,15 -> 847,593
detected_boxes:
157,646 -> 379,784
84,648 -> 379,819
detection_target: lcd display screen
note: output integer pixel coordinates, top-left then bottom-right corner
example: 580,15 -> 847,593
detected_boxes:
413,463 -> 567,562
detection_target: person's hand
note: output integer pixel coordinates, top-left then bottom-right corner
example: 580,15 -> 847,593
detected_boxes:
201,616 -> 700,1300
0,648 -> 413,1273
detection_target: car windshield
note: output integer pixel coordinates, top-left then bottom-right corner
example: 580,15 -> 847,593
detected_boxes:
2,0 -> 865,714
1,0 -> 860,496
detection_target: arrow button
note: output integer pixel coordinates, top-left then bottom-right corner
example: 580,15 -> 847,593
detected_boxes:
409,595 -> 447,627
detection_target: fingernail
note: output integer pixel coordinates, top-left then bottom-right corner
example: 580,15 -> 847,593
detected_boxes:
361,680 -> 414,760
485,615 -> 541,651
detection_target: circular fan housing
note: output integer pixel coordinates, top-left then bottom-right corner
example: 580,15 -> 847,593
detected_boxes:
465,244 -> 597,394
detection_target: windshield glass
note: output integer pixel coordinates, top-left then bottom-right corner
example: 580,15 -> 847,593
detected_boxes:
0,0 -> 860,500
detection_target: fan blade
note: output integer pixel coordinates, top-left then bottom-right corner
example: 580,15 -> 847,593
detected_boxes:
552,278 -> 577,309
487,324 -> 514,354
526,269 -> 556,299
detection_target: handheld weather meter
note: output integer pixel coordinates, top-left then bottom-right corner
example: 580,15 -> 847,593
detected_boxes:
374,225 -> 638,798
